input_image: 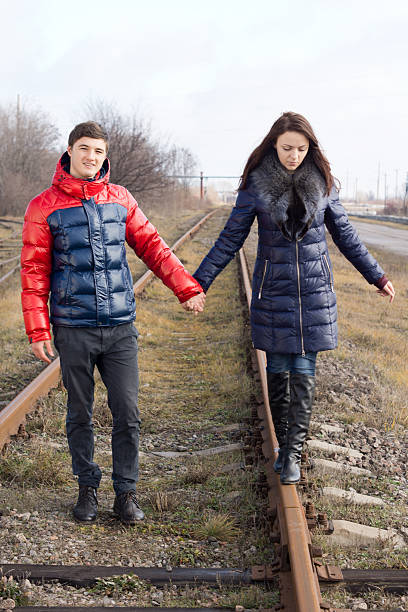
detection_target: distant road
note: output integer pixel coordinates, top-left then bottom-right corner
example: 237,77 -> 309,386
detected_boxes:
348,220 -> 408,257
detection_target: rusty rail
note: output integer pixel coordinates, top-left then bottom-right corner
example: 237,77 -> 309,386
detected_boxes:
238,248 -> 325,612
0,255 -> 20,267
0,209 -> 217,451
0,263 -> 20,284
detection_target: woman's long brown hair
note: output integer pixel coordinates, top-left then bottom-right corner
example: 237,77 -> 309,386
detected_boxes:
239,112 -> 334,195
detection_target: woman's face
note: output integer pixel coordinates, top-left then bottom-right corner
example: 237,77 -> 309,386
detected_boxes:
275,131 -> 309,172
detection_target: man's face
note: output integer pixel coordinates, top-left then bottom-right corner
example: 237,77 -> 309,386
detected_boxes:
67,137 -> 107,179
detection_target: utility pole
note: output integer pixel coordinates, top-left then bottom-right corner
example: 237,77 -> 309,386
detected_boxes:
169,173 -> 240,201
16,93 -> 21,139
200,171 -> 204,200
384,172 -> 387,210
376,162 -> 380,201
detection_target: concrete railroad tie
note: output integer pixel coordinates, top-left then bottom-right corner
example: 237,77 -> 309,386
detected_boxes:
307,439 -> 363,458
322,486 -> 386,506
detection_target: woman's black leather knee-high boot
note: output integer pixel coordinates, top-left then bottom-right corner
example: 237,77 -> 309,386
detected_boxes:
280,373 -> 315,484
266,371 -> 290,473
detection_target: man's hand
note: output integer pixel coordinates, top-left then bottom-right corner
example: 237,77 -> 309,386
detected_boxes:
31,340 -> 55,364
182,292 -> 206,316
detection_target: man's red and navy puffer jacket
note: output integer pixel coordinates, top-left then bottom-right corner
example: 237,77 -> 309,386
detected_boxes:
21,152 -> 203,343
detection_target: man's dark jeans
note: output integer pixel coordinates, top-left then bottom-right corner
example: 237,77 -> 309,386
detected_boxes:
53,323 -> 140,495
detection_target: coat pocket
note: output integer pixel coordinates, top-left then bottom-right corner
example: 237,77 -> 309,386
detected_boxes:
64,267 -> 73,304
258,259 -> 269,299
322,254 -> 334,292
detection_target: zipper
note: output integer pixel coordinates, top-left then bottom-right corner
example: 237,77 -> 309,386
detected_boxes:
258,260 -> 268,299
323,254 -> 334,292
296,240 -> 305,357
64,267 -> 72,305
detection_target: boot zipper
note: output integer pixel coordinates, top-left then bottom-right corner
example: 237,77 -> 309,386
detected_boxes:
258,259 -> 268,299
323,254 -> 334,292
296,240 -> 305,357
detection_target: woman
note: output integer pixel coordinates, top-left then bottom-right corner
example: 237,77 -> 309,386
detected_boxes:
193,112 -> 395,485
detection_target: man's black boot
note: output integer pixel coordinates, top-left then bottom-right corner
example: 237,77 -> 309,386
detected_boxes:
280,374 -> 315,485
113,490 -> 145,524
73,486 -> 98,522
267,371 -> 290,473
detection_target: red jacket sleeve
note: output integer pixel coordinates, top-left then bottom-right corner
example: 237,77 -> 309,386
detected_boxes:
21,196 -> 53,343
124,191 -> 203,302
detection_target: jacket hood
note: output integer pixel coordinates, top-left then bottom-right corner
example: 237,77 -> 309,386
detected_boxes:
52,151 -> 110,199
251,150 -> 326,239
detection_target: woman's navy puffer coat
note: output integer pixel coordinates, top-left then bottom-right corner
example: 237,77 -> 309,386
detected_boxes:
193,153 -> 385,355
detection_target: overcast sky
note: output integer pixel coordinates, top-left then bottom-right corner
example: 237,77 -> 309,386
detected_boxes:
1,0 -> 407,198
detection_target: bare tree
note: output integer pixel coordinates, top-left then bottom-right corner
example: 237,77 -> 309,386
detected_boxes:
166,145 -> 198,191
85,101 -> 170,198
0,102 -> 60,215
85,100 -> 203,212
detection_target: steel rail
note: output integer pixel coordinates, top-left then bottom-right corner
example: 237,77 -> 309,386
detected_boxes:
0,218 -> 24,224
238,248 -> 323,612
0,254 -> 20,267
0,359 -> 61,449
0,209 -> 217,451
0,263 -> 20,284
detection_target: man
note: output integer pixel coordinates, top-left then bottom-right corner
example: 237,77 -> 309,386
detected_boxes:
21,121 -> 205,524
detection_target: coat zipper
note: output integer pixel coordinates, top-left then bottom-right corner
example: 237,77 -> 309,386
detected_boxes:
296,240 -> 305,357
258,259 -> 268,299
323,254 -> 334,292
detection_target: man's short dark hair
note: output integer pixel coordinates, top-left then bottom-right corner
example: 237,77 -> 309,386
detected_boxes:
68,121 -> 109,152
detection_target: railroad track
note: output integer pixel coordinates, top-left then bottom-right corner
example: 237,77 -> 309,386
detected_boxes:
0,208 -> 407,611
0,219 -> 22,284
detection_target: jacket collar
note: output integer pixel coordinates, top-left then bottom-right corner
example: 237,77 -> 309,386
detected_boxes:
251,150 -> 326,239
52,151 -> 110,200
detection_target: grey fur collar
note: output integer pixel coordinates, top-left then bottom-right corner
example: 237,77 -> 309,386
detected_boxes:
251,151 -> 326,239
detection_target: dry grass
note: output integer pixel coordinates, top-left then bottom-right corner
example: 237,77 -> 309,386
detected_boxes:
321,584 -> 408,611
194,511 -> 241,541
149,490 -> 184,513
25,390 -> 66,436
325,234 -> 408,426
180,459 -> 213,485
0,440 -> 71,487
125,208 -> 214,281
135,264 -> 252,433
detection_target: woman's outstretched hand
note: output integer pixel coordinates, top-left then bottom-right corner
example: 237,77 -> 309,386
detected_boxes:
182,292 -> 206,315
376,280 -> 395,303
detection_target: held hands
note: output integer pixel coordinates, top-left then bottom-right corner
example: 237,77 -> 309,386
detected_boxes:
31,340 -> 55,364
182,292 -> 206,316
376,280 -> 395,303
